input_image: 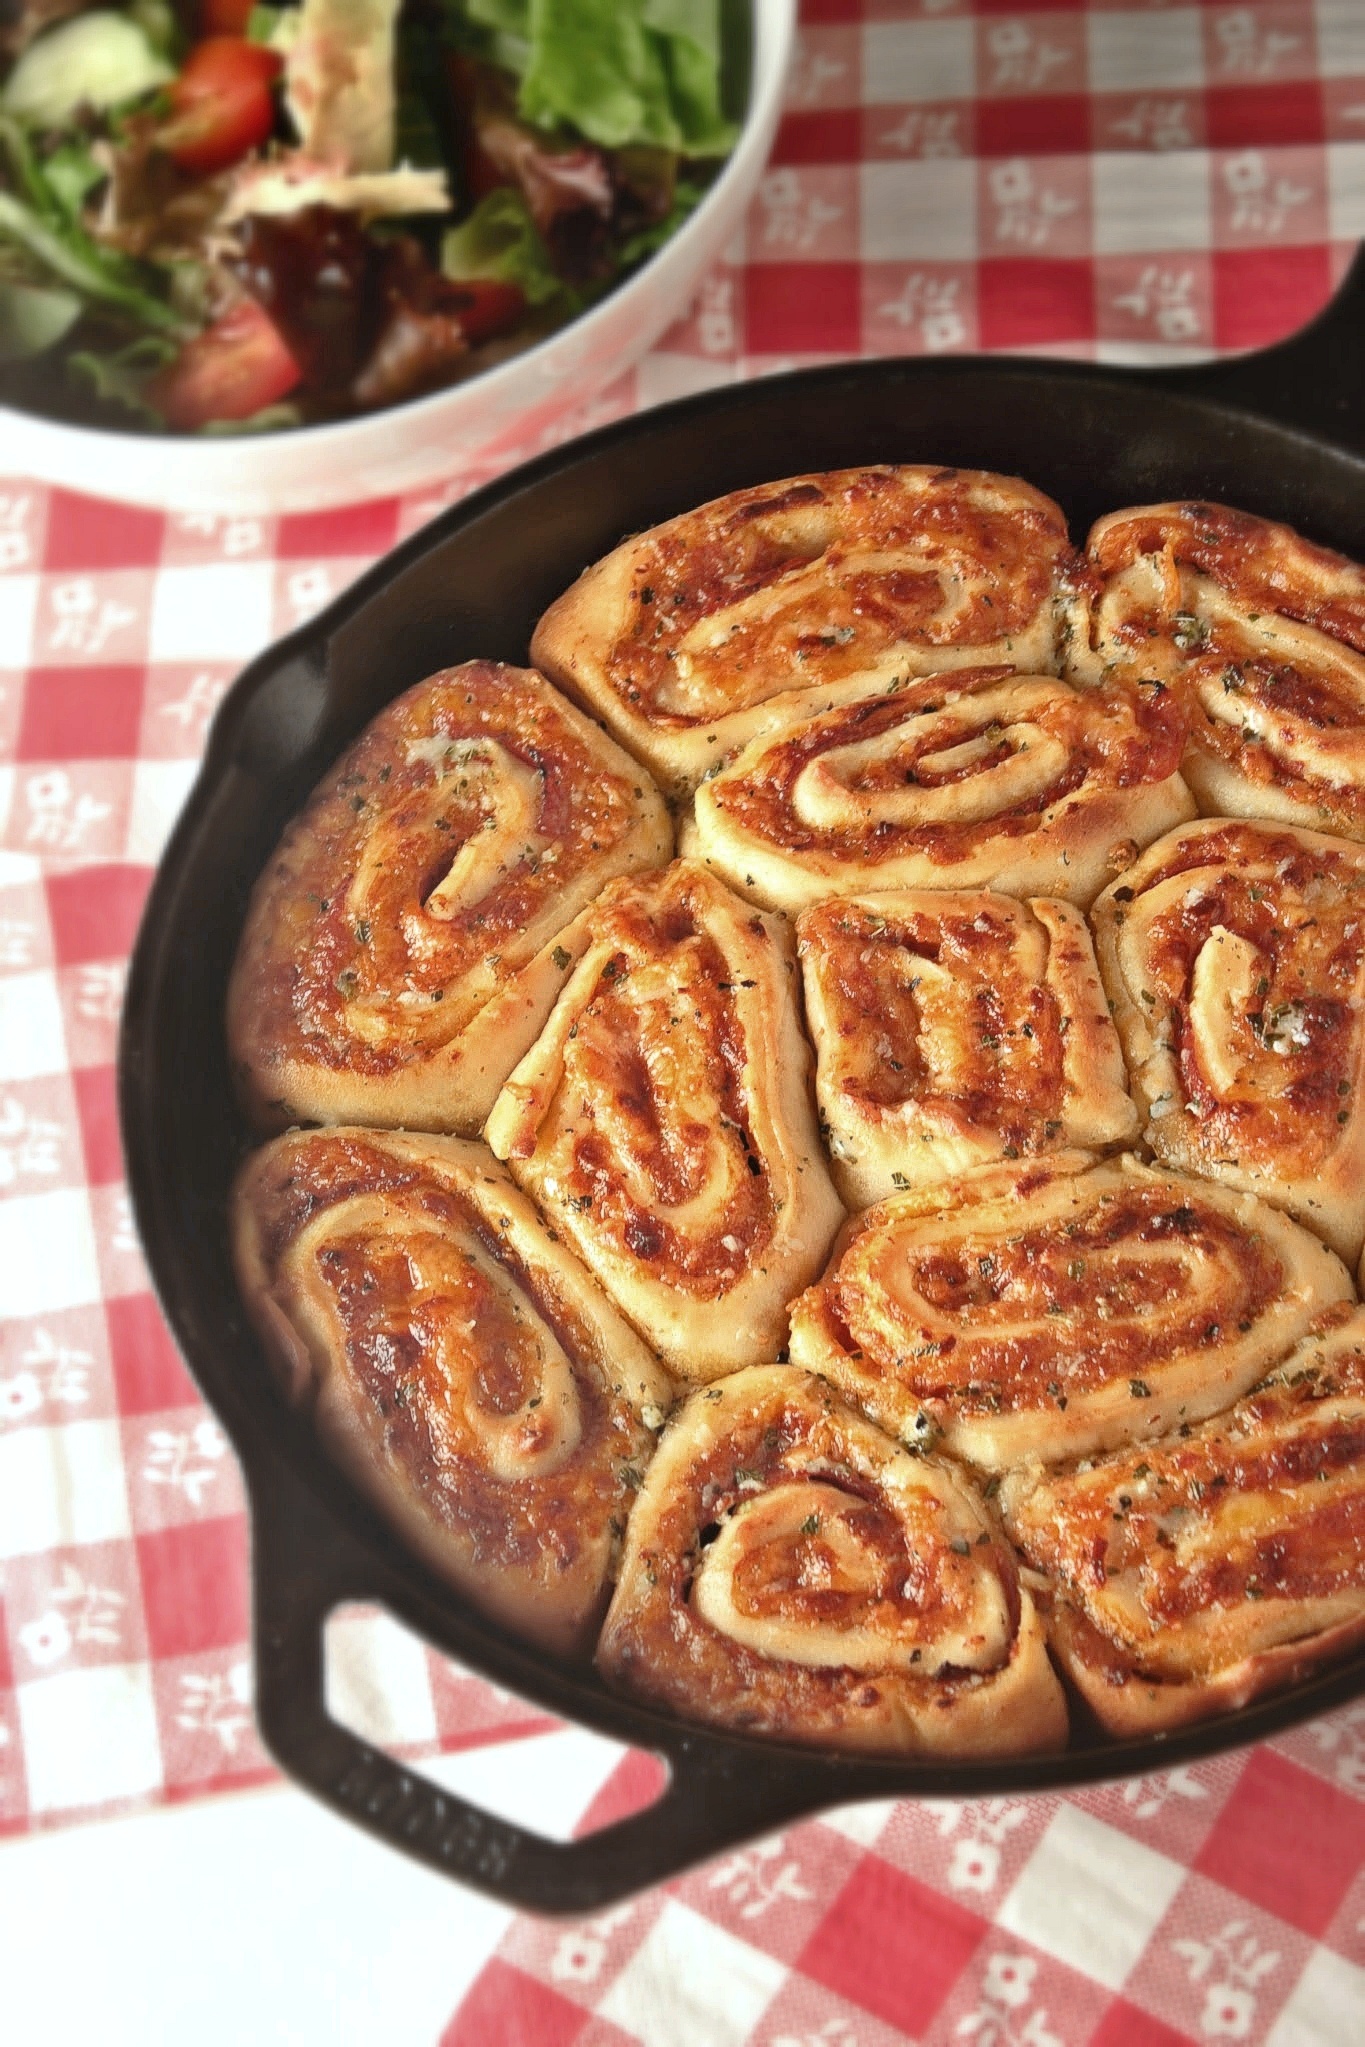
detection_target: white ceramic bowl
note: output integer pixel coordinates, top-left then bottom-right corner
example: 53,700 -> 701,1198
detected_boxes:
0,0 -> 795,513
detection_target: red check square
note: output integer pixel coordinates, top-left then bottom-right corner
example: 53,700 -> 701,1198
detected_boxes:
798,1859 -> 988,2035
978,93 -> 1089,157
745,262 -> 862,355
773,108 -> 862,165
1089,1998 -> 1202,2047
72,1063 -> 123,1187
16,667 -> 145,764
45,864 -> 150,968
441,1960 -> 587,2047
1206,82 -> 1325,149
978,257 -> 1094,347
106,1291 -> 200,1416
136,1517 -> 250,1661
44,491 -> 164,573
277,502 -> 400,561
1212,245 -> 1333,349
1194,1750 -> 1365,1938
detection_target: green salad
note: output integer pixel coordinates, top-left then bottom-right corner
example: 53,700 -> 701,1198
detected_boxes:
0,0 -> 737,431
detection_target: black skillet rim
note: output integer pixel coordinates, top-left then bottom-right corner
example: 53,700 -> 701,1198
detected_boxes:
118,262 -> 1365,1909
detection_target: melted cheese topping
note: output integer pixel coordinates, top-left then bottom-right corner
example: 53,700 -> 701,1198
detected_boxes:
1078,501 -> 1365,839
485,861 -> 844,1377
685,667 -> 1192,913
227,661 -> 670,1130
1093,819 -> 1365,1260
531,466 -> 1082,796
233,1128 -> 671,1655
789,1153 -> 1352,1469
1001,1307 -> 1365,1684
797,890 -> 1136,1204
597,1365 -> 1067,1756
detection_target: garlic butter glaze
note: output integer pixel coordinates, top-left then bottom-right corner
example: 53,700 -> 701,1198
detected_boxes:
1073,500 -> 1365,839
798,889 -> 1136,1206
486,861 -> 844,1379
532,466 -> 1081,797
228,662 -> 671,1135
789,1153 -> 1352,1471
598,1366 -> 1067,1755
232,1129 -> 672,1656
1093,819 -> 1365,1262
682,666 -> 1194,914
1001,1305 -> 1365,1736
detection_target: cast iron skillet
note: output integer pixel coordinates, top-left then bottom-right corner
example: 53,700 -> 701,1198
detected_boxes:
120,252 -> 1365,1913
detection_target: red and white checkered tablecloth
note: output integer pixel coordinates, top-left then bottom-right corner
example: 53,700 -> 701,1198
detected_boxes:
4,2 -> 1365,2040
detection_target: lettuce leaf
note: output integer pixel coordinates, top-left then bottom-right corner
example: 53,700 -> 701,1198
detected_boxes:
66,333 -> 178,419
440,186 -> 570,305
444,0 -> 736,155
0,280 -> 82,363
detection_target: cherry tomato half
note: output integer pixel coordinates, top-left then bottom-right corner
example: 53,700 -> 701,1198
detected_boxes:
164,38 -> 282,178
152,297 -> 301,431
449,278 -> 526,345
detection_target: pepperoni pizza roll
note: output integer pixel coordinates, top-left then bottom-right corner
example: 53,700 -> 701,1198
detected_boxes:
597,1366 -> 1068,1756
680,667 -> 1194,913
788,1153 -> 1352,1471
484,861 -> 844,1380
228,662 -> 671,1136
1092,819 -> 1365,1263
1074,500 -> 1365,840
232,1128 -> 672,1657
798,891 -> 1137,1207
1000,1305 -> 1365,1736
532,466 -> 1080,798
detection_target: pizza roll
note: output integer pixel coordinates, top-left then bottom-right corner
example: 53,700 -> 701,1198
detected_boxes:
798,890 -> 1138,1206
1000,1305 -> 1365,1736
232,1128 -> 673,1657
532,466 -> 1080,798
1074,500 -> 1365,840
484,861 -> 844,1380
597,1366 -> 1068,1757
680,667 -> 1194,913
1093,819 -> 1365,1264
788,1152 -> 1352,1471
227,662 -> 672,1136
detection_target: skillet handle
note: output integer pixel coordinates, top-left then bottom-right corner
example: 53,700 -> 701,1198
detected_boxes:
1148,245 -> 1365,456
247,1451 -> 828,1913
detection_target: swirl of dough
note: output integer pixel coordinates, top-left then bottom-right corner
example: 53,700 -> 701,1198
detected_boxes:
231,1128 -> 673,1656
227,662 -> 672,1136
484,861 -> 844,1380
596,1365 -> 1068,1756
789,1152 -> 1352,1471
1092,819 -> 1365,1262
532,467 -> 1081,797
1073,500 -> 1365,839
681,667 -> 1194,913
798,891 -> 1138,1206
1000,1305 -> 1365,1736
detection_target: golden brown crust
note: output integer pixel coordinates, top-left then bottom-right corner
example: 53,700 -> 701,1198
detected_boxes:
226,662 -> 672,1136
798,890 -> 1137,1206
231,1127 -> 673,1658
597,1365 -> 1068,1756
485,860 -> 844,1379
682,667 -> 1195,913
1092,819 -> 1365,1263
1001,1305 -> 1365,1735
1073,500 -> 1365,840
532,466 -> 1081,798
788,1152 -> 1353,1471
224,471 -> 1365,1758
